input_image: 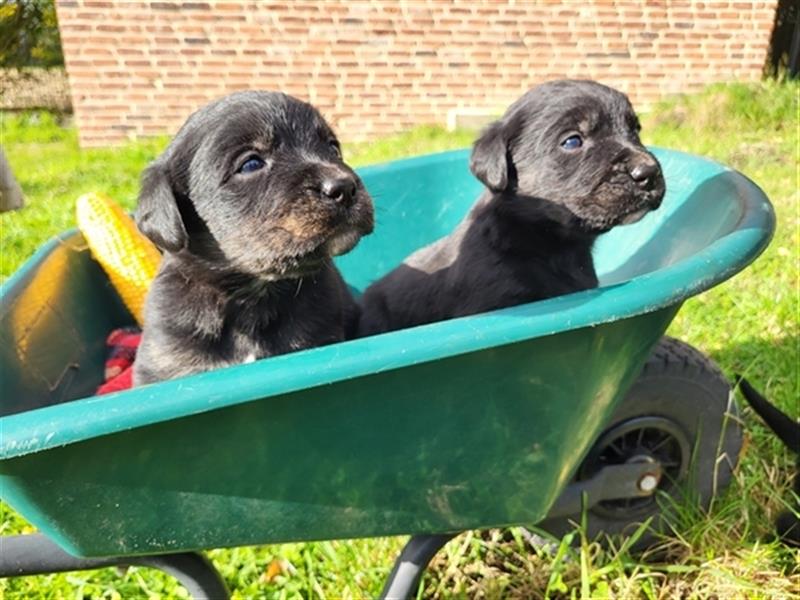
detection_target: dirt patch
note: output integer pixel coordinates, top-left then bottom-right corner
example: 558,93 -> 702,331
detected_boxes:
728,139 -> 790,171
0,68 -> 72,112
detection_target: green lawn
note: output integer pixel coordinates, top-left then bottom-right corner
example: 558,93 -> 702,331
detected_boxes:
1,80 -> 798,598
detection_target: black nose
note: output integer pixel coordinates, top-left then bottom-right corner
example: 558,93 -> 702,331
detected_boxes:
628,160 -> 659,187
321,177 -> 357,206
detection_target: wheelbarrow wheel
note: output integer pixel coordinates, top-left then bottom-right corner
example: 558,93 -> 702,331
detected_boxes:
537,336 -> 742,549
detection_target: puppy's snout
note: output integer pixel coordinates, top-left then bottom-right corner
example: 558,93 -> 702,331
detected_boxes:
321,176 -> 357,207
627,159 -> 659,188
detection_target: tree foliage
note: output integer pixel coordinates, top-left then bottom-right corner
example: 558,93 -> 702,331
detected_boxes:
765,0 -> 799,78
0,0 -> 64,68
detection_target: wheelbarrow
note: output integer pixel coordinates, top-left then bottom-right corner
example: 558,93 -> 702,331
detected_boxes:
0,148 -> 774,598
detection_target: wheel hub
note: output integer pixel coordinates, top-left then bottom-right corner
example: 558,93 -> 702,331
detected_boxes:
578,416 -> 691,518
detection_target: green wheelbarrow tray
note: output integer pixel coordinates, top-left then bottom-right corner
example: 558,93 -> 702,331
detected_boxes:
0,148 -> 774,559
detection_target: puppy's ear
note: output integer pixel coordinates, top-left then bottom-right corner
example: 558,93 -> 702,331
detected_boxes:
135,162 -> 188,253
470,121 -> 509,192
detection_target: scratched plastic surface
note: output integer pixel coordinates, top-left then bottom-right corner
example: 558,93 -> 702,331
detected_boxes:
0,148 -> 774,557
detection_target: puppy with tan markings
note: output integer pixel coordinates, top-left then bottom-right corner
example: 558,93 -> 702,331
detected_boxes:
134,91 -> 373,385
359,80 -> 665,335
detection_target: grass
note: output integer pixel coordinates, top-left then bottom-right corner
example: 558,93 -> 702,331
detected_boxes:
1,79 -> 798,598
0,113 -> 475,279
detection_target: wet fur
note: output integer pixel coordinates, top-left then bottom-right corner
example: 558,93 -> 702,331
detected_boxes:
359,80 -> 665,335
134,91 -> 373,385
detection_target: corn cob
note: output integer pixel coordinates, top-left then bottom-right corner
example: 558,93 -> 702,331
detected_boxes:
76,192 -> 161,325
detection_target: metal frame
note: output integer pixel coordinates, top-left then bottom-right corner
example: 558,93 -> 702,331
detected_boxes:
0,531 -> 458,600
379,533 -> 457,600
0,534 -> 230,600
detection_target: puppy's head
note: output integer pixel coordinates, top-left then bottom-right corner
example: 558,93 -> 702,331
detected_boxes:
136,91 -> 373,279
470,80 -> 665,233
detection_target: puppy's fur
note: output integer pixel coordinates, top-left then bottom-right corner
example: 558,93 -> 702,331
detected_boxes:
133,91 -> 373,385
359,80 -> 665,335
736,376 -> 800,546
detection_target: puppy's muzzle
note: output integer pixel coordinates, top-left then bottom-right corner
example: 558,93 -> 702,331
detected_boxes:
313,166 -> 374,244
627,154 -> 665,206
321,176 -> 357,208
629,161 -> 658,189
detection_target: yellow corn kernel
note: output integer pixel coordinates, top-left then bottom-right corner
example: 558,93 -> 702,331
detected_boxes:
76,192 -> 161,325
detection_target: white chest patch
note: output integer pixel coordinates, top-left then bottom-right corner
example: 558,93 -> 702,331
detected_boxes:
244,353 -> 257,364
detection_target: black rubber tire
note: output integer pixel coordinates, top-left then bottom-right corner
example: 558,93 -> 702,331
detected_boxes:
537,336 -> 743,548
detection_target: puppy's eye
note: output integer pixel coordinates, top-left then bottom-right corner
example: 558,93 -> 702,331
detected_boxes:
238,156 -> 266,174
329,140 -> 342,158
561,135 -> 583,150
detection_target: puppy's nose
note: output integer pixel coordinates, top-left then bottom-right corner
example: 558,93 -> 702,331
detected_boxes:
628,160 -> 659,187
321,177 -> 357,206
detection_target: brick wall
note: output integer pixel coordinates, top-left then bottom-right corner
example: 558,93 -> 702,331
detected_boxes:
55,0 -> 777,148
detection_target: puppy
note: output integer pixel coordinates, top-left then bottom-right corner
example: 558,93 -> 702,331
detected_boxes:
736,376 -> 799,546
359,80 -> 665,335
133,91 -> 373,385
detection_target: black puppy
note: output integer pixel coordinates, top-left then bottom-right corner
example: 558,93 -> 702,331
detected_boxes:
736,376 -> 800,546
133,91 -> 373,385
359,80 -> 665,335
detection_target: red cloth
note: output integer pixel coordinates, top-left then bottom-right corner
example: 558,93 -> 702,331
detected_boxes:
96,327 -> 141,394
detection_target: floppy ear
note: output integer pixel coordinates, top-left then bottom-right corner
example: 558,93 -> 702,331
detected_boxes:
469,120 -> 509,192
135,162 -> 188,253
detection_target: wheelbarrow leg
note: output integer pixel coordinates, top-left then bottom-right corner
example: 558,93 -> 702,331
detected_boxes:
0,533 -> 229,600
379,532 -> 458,600
134,553 -> 229,600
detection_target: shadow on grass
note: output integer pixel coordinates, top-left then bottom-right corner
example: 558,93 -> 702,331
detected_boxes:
708,334 -> 798,410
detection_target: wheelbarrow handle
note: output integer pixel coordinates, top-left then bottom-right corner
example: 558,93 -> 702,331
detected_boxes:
0,533 -> 229,600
